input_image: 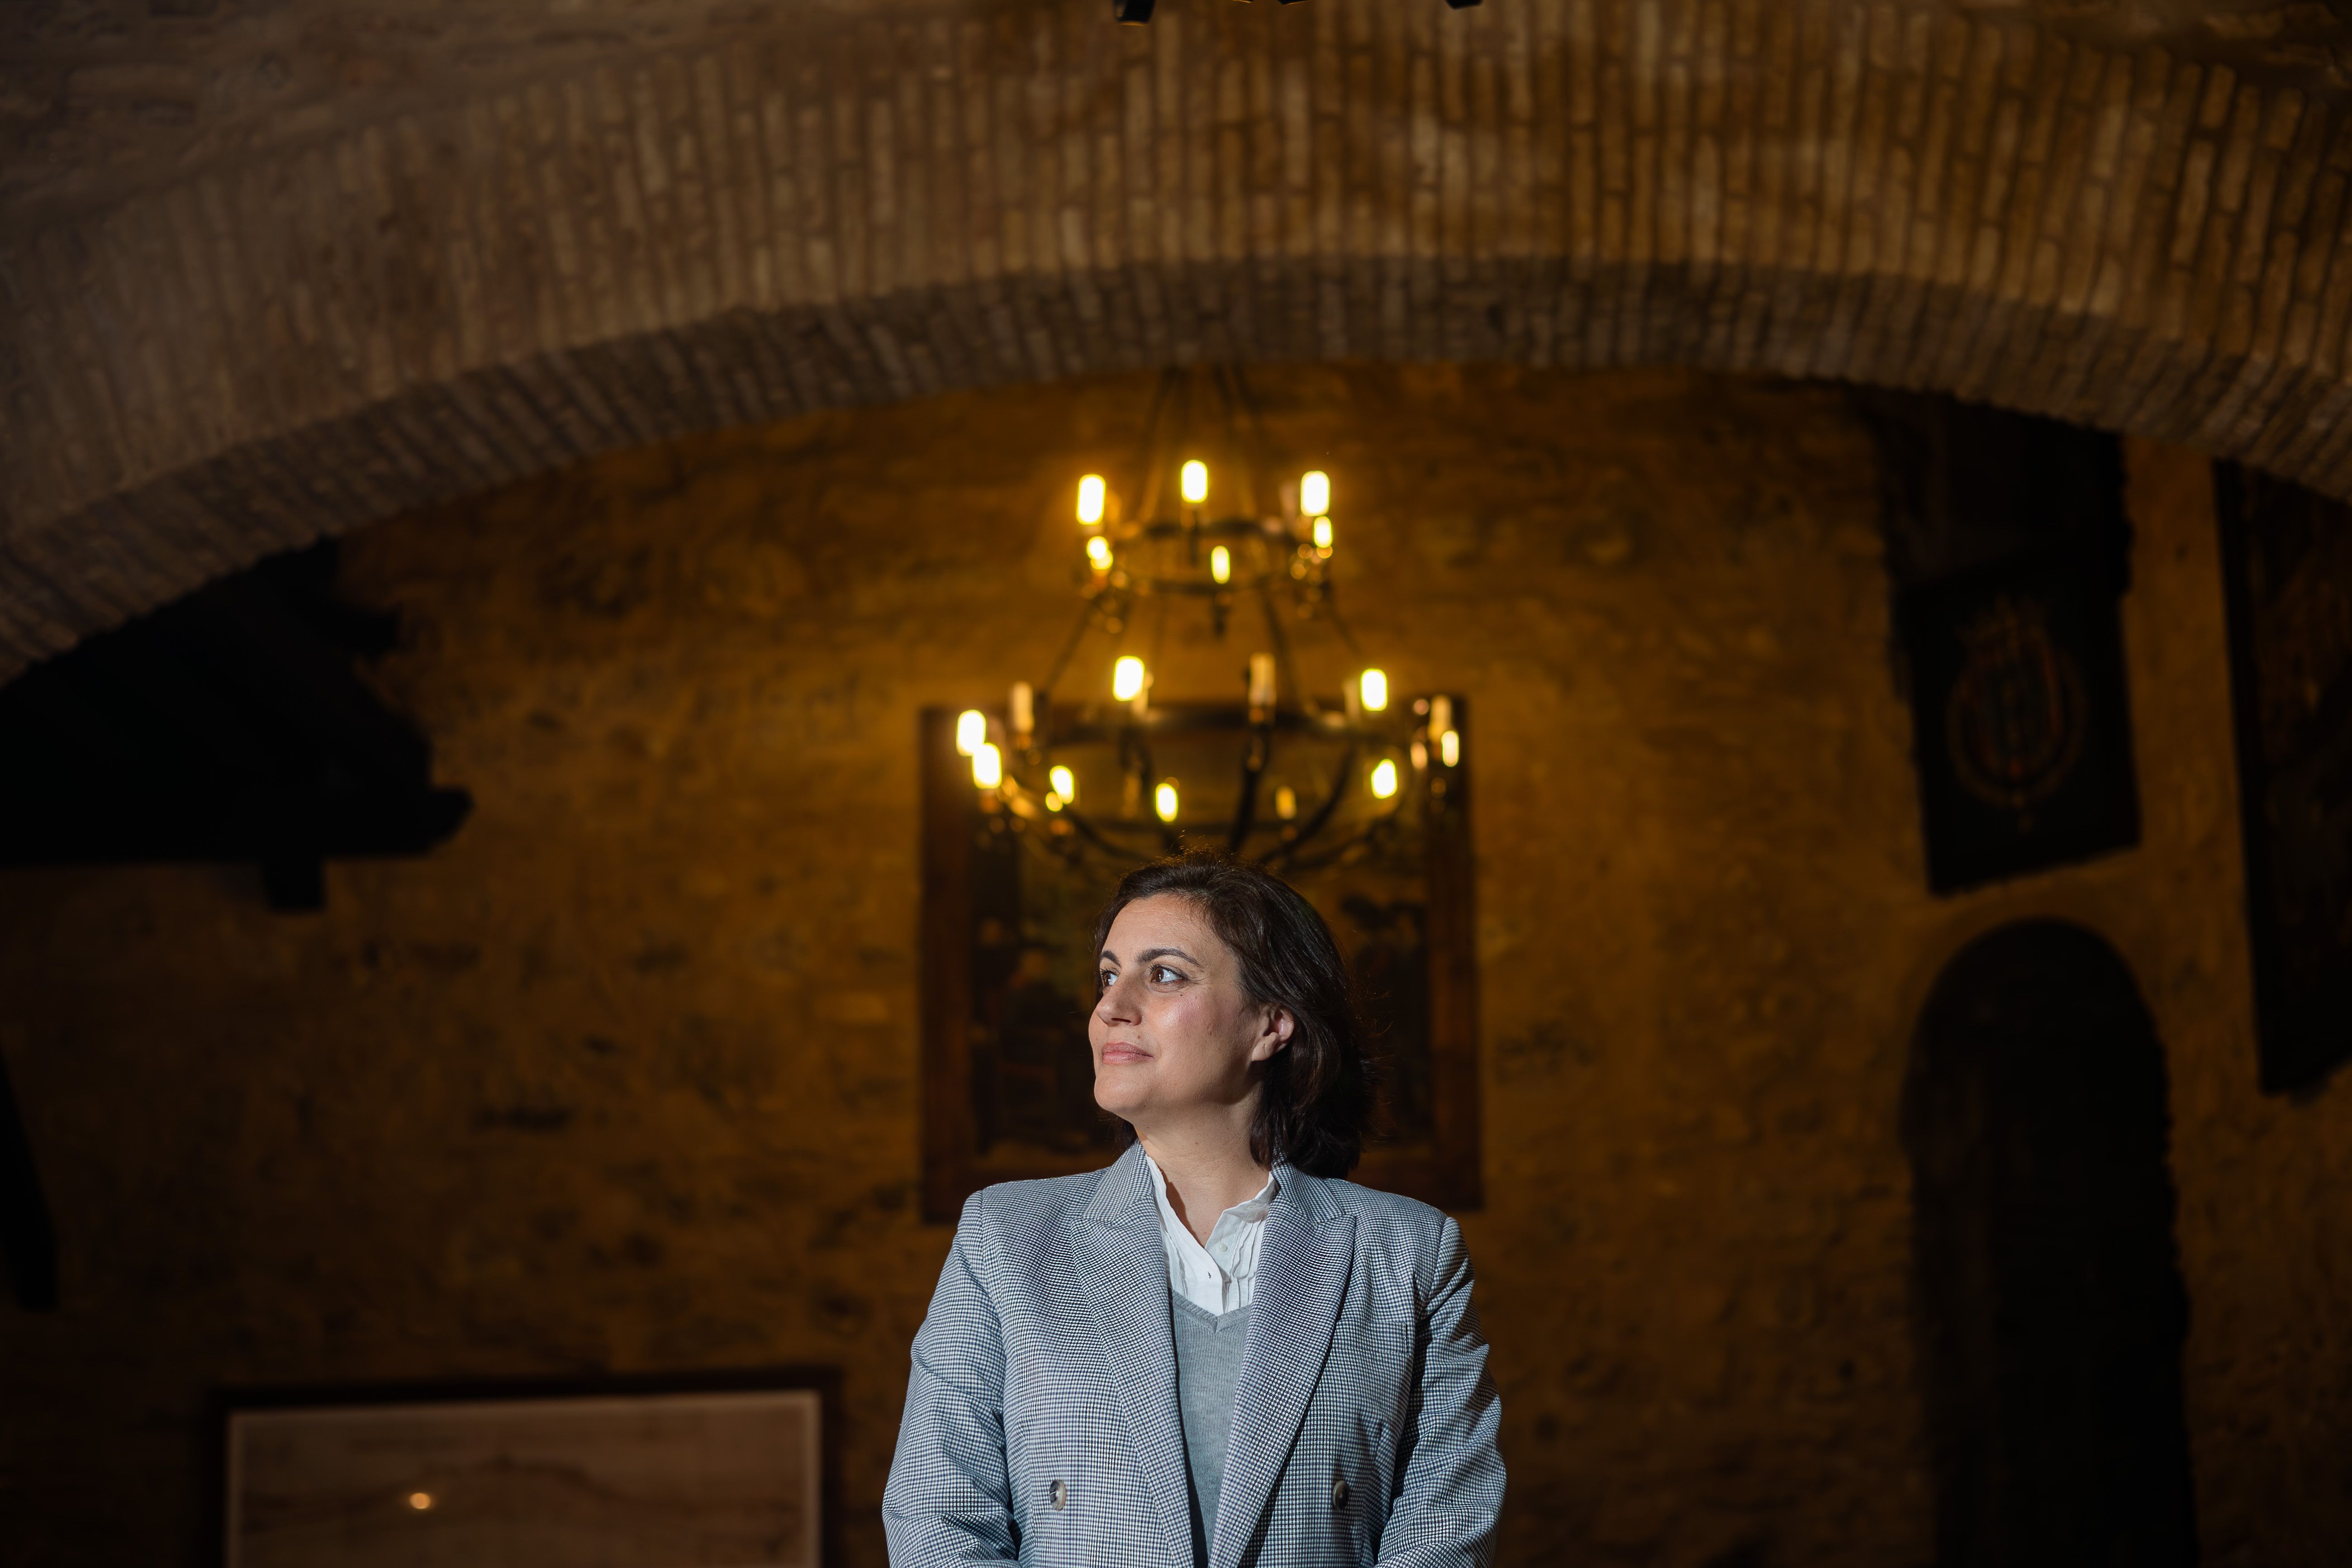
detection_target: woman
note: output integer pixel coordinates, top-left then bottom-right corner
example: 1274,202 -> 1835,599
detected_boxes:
884,853 -> 1504,1568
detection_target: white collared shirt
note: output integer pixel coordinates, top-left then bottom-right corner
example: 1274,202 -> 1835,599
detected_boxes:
1142,1152 -> 1277,1316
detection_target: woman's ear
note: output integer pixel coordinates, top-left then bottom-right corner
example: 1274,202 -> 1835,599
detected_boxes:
1250,1004 -> 1296,1062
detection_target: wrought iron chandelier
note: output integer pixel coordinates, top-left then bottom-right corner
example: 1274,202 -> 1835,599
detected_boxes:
954,365 -> 1462,874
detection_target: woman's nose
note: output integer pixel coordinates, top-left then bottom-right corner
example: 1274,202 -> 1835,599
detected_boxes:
1095,973 -> 1140,1023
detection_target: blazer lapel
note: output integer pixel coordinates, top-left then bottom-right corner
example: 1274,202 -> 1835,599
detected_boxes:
1211,1169 -> 1355,1568
1073,1145 -> 1196,1568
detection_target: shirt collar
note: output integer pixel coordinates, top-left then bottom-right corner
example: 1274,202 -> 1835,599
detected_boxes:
1141,1150 -> 1277,1237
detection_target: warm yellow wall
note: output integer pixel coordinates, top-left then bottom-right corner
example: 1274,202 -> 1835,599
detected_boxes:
2112,442 -> 2352,1565
0,368 -> 2342,1567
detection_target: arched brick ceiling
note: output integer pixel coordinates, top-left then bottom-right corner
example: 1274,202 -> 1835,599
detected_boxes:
4,0 -> 2351,676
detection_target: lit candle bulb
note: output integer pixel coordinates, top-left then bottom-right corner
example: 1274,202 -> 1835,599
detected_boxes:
1211,545 -> 1231,584
1359,668 -> 1389,712
1300,470 -> 1330,518
1248,652 -> 1277,714
1077,474 -> 1107,525
955,709 -> 986,756
1155,779 -> 1180,822
1440,728 -> 1461,767
1050,765 -> 1076,803
1429,695 -> 1452,736
972,743 -> 1003,789
1275,784 -> 1298,820
1010,682 -> 1034,740
1180,461 -> 1208,504
1313,516 -> 1334,552
1370,758 -> 1399,798
1112,656 -> 1147,704
1086,534 -> 1113,571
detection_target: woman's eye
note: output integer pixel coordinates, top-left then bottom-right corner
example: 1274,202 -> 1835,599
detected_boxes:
1097,969 -> 1116,992
1151,965 -> 1183,984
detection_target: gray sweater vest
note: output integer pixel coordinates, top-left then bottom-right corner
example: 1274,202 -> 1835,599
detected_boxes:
1171,1292 -> 1253,1566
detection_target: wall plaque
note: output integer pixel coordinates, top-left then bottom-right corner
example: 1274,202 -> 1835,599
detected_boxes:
1898,551 -> 2142,894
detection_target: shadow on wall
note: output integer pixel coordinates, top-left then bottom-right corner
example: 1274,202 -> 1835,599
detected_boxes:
1905,921 -> 2197,1568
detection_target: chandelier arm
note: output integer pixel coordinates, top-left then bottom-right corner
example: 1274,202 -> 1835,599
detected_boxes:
1226,726 -> 1270,854
1120,727 -> 1159,818
1225,364 -> 1280,520
1126,726 -> 1186,856
1043,800 -> 1158,868
1213,363 -> 1254,520
1160,369 -> 1198,525
1261,795 -> 1411,877
1047,834 -> 1113,884
1257,583 -> 1305,720
1130,368 -> 1181,528
1259,739 -> 1357,873
1319,594 -> 1370,665
1035,603 -> 1100,722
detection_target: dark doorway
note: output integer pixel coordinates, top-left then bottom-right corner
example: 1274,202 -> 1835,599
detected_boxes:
1903,921 -> 2197,1568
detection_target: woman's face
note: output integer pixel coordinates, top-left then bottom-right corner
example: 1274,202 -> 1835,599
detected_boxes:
1090,894 -> 1292,1134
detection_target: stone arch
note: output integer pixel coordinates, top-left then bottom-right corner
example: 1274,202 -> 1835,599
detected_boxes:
7,0 -> 2352,677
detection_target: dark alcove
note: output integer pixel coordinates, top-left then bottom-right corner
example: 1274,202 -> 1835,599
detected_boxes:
1904,921 -> 2197,1568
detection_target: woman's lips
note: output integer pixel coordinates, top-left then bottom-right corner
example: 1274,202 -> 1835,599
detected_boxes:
1099,1043 -> 1151,1064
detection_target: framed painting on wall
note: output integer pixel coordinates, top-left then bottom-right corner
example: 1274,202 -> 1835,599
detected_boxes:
2213,463 -> 2352,1095
917,699 -> 1482,1223
213,1368 -> 833,1568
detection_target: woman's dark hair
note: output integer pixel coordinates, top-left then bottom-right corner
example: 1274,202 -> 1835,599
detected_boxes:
1091,851 -> 1369,1177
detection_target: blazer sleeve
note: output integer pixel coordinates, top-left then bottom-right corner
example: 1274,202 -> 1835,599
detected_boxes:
1377,1214 -> 1506,1568
883,1192 -> 1021,1567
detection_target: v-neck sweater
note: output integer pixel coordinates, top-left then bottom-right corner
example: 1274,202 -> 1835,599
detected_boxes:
1171,1291 -> 1253,1565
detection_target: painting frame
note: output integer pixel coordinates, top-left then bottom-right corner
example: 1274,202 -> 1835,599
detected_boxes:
205,1365 -> 838,1568
918,703 -> 1483,1224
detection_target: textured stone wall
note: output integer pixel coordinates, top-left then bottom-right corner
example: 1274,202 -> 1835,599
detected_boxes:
0,366 -> 2347,1567
10,0 -> 2352,680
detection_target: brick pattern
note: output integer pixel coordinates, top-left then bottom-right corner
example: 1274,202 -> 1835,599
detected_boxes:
4,0 -> 2352,675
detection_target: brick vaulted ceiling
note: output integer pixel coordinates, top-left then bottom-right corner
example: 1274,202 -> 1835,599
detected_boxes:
5,0 -> 2352,676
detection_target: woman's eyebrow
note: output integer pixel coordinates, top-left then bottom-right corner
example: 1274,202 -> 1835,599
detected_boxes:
1136,946 -> 1197,964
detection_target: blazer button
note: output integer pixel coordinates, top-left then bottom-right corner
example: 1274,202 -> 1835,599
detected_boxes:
1050,1479 -> 1068,1511
1331,1478 -> 1350,1510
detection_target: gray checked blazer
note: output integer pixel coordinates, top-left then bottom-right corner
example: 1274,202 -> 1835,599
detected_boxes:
883,1143 -> 1504,1568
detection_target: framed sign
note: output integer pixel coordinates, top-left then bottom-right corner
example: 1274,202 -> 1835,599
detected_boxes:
214,1368 -> 833,1568
2214,463 -> 2352,1095
1897,549 -> 2141,894
918,699 -> 1482,1222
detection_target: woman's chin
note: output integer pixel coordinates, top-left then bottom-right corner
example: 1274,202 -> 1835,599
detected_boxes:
1092,1073 -> 1151,1121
